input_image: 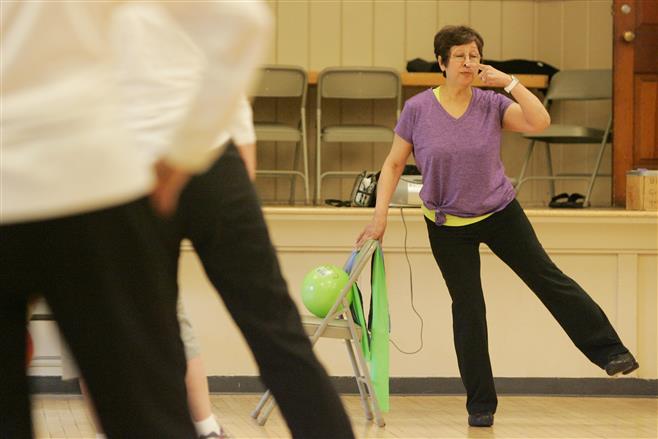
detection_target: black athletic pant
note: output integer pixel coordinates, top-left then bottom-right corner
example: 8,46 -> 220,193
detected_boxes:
165,143 -> 354,439
0,198 -> 196,439
426,199 -> 629,415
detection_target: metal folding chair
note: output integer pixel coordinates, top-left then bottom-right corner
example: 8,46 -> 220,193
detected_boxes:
515,69 -> 613,206
315,67 -> 401,203
251,239 -> 386,427
252,65 -> 310,204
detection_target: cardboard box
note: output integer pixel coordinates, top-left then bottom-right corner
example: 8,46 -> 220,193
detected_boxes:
626,170 -> 658,211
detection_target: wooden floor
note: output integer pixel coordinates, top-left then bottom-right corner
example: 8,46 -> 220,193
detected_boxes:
32,394 -> 657,439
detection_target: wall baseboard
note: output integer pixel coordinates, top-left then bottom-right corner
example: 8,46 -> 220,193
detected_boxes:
30,376 -> 658,397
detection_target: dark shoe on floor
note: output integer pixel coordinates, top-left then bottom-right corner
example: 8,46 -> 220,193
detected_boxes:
566,192 -> 585,208
549,192 -> 585,208
605,352 -> 639,376
468,412 -> 494,427
548,192 -> 570,208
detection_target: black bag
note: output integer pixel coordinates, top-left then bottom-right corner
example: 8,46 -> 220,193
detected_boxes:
406,58 -> 440,73
350,171 -> 379,207
324,170 -> 383,208
324,171 -> 380,207
401,164 -> 421,176
406,58 -> 560,87
483,59 -> 559,82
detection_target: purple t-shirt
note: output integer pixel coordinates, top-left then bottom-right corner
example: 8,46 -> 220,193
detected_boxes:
395,88 -> 516,225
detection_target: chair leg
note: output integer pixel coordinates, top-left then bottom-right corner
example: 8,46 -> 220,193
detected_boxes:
315,169 -> 321,206
257,397 -> 277,426
544,142 -> 556,198
315,119 -> 323,204
347,316 -> 385,427
584,144 -> 610,207
289,141 -> 300,205
355,349 -> 385,427
344,339 -> 374,421
301,120 -> 311,205
251,389 -> 272,423
302,134 -> 311,206
515,139 -> 536,194
584,117 -> 613,207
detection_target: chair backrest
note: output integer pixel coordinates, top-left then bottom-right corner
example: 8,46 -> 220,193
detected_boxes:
253,64 -> 307,104
316,67 -> 401,113
545,69 -> 612,102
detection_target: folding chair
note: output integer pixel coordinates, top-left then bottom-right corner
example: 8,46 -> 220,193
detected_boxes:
252,65 -> 310,204
316,67 -> 401,203
515,69 -> 613,206
251,239 -> 386,427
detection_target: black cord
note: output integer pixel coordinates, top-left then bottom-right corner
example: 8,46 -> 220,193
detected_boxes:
389,207 -> 424,355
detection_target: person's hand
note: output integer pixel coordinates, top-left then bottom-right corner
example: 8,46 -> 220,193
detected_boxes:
355,218 -> 386,249
471,63 -> 513,89
151,159 -> 191,217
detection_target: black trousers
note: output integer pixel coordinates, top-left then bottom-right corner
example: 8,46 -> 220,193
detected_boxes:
166,143 -> 354,439
0,198 -> 196,439
425,199 -> 629,415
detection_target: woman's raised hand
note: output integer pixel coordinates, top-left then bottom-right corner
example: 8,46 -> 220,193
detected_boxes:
471,63 -> 513,89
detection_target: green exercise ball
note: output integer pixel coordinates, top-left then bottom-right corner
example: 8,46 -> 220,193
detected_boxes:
301,265 -> 351,318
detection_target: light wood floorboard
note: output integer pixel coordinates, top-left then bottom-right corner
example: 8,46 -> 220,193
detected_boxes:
32,394 -> 657,439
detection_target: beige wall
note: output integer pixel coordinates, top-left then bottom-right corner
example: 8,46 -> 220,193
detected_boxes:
28,209 -> 657,382
253,0 -> 614,207
28,1 -> 650,388
180,208 -> 658,380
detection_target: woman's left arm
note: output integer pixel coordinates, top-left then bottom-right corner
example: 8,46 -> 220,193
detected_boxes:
475,63 -> 551,133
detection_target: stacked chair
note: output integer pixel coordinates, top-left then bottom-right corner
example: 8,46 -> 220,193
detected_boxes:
252,65 -> 310,204
515,69 -> 613,207
315,67 -> 401,203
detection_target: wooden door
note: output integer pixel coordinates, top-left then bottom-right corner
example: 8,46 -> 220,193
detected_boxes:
613,0 -> 658,206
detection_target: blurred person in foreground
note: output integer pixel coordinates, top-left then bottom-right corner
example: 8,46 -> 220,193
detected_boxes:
59,5 -> 354,437
0,1 -> 269,437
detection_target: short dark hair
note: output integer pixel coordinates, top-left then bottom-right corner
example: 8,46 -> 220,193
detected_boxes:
433,25 -> 484,77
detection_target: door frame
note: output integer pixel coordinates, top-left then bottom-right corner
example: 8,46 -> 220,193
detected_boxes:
612,0 -> 636,206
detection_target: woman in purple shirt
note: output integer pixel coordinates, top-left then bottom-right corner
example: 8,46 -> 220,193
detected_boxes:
356,25 -> 638,427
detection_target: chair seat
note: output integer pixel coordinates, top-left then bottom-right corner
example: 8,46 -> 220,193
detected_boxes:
301,314 -> 361,340
322,125 -> 394,143
523,124 -> 610,144
254,123 -> 301,142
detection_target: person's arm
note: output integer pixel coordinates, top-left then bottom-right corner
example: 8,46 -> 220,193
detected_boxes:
158,1 -> 270,172
150,2 -> 270,214
355,134 -> 413,248
474,63 -> 551,133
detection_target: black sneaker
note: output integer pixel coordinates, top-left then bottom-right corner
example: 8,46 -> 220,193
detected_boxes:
468,412 -> 494,427
605,352 -> 639,376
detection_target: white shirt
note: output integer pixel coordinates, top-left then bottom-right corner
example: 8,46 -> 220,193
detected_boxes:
214,96 -> 256,149
1,1 -> 269,224
113,4 -> 256,163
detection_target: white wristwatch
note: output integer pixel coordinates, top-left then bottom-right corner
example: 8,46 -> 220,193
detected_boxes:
504,75 -> 519,93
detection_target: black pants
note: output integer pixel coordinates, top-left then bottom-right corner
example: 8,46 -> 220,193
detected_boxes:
426,199 -> 629,415
166,143 -> 354,439
0,198 -> 196,439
